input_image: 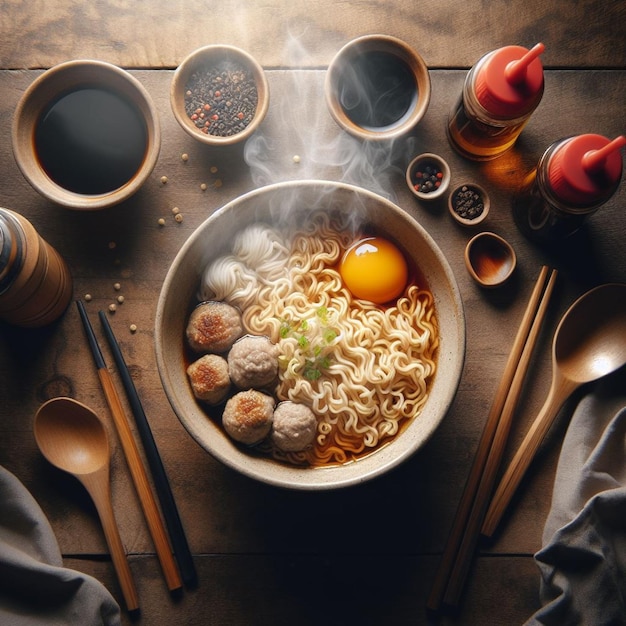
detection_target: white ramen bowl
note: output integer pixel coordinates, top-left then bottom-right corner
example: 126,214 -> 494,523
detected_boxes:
155,180 -> 465,490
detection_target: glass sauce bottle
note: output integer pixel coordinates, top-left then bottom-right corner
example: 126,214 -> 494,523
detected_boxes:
513,134 -> 625,242
448,43 -> 545,161
0,208 -> 73,327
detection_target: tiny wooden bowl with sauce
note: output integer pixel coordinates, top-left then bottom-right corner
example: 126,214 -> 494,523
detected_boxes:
464,232 -> 517,288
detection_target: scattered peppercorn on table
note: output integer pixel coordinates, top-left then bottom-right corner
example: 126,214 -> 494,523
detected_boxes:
1,2 -> 624,625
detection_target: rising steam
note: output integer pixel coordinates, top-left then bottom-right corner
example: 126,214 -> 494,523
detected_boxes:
244,34 -> 420,201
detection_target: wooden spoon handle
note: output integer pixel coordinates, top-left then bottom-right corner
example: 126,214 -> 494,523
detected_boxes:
83,473 -> 139,612
481,375 -> 579,536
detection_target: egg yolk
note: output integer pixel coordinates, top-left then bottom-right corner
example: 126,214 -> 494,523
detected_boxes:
339,237 -> 408,304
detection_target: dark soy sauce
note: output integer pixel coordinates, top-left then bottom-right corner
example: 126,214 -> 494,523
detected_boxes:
339,50 -> 417,130
35,88 -> 148,195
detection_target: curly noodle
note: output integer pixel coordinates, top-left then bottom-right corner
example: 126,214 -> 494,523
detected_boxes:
200,212 -> 439,466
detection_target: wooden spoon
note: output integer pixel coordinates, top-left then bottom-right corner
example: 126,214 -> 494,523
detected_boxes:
482,283 -> 626,536
34,397 -> 139,612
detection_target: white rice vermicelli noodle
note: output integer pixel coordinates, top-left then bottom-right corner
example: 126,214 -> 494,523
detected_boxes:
199,211 -> 439,466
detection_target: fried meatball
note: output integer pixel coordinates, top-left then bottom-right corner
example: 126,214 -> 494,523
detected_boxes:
222,389 -> 275,445
186,301 -> 243,353
186,354 -> 231,405
228,335 -> 278,389
270,401 -> 317,452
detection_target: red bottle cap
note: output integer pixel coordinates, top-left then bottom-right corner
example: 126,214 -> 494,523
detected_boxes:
548,134 -> 625,205
474,43 -> 545,117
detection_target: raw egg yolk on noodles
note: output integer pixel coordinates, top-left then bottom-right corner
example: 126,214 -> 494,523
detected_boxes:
339,237 -> 408,304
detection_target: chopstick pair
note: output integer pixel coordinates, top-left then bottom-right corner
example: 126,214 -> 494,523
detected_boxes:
77,301 -> 196,593
98,310 -> 198,590
427,265 -> 558,612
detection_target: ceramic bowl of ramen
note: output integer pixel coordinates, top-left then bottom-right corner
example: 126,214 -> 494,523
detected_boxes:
325,35 -> 431,142
12,59 -> 160,210
155,180 -> 465,490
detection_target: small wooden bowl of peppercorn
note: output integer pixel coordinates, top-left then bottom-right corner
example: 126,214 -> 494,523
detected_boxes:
171,45 -> 269,147
448,182 -> 490,226
406,153 -> 451,201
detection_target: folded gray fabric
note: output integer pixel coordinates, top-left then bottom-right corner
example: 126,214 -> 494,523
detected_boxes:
525,366 -> 626,626
0,465 -> 121,626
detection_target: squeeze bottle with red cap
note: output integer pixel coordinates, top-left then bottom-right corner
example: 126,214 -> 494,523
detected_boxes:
448,43 -> 546,160
513,134 -> 625,241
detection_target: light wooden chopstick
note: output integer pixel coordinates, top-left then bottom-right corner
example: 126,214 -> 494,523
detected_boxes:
427,265 -> 557,612
77,301 -> 183,593
444,267 -> 557,605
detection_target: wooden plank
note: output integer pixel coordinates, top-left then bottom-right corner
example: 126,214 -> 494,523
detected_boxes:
66,554 -> 542,625
0,0 -> 624,70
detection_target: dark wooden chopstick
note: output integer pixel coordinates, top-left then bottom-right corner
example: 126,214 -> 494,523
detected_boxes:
98,310 -> 198,589
77,301 -> 183,593
427,265 -> 556,612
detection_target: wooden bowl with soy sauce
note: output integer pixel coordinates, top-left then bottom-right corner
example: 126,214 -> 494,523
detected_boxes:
325,35 -> 431,142
12,60 -> 161,210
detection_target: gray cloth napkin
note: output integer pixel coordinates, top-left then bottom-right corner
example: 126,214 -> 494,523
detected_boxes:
0,465 -> 121,626
525,366 -> 626,626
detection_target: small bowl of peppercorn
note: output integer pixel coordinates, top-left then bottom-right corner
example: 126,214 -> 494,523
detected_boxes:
448,182 -> 490,226
171,45 -> 270,147
406,153 -> 451,201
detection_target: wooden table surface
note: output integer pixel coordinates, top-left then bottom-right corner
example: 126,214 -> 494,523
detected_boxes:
1,2 -> 624,624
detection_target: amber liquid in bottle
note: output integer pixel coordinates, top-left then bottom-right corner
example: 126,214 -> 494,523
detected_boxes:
447,101 -> 531,161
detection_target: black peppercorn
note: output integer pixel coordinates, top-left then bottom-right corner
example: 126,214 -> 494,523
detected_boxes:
412,162 -> 444,194
452,185 -> 485,220
184,61 -> 258,137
